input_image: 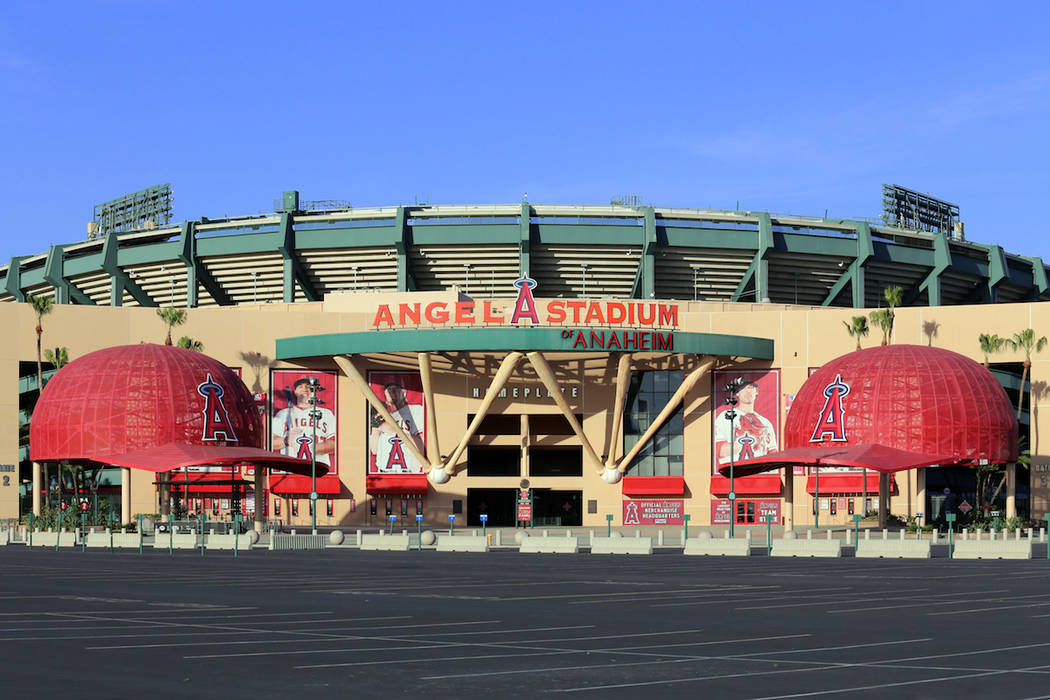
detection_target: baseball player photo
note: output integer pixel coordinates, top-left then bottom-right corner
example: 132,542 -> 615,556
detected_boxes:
713,370 -> 779,469
271,371 -> 338,470
367,371 -> 426,474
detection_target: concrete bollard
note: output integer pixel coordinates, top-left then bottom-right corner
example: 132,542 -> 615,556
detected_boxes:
846,529 -> 852,546
495,530 -> 502,546
355,529 -> 362,545
1016,528 -> 1022,541
657,530 -> 664,546
827,529 -> 832,541
931,530 -> 939,544
636,530 -> 641,538
1028,528 -> 1035,541
899,530 -> 905,542
724,530 -> 730,539
567,530 -> 573,538
542,529 -> 548,537
882,529 -> 888,541
746,530 -> 752,542
806,530 -> 813,540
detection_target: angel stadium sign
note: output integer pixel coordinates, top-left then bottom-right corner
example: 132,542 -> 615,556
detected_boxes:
372,277 -> 679,330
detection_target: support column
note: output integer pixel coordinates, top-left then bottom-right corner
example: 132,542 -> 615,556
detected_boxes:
121,467 -> 131,525
32,461 -> 41,516
254,466 -> 266,533
526,351 -> 603,473
604,353 -> 633,468
418,353 -> 441,464
916,467 -> 926,525
1006,462 -> 1017,519
334,355 -> 431,469
878,472 -> 890,529
618,357 -> 713,473
783,468 -> 794,531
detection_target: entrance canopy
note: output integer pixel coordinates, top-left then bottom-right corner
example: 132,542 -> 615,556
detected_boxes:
94,442 -> 326,478
722,443 -> 953,478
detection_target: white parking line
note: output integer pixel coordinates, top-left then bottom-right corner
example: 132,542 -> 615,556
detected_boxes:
420,634 -> 813,679
87,619 -> 503,649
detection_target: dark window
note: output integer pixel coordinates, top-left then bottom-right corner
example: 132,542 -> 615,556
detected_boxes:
587,499 -> 598,514
467,446 -> 521,477
468,414 -> 520,435
529,414 -> 583,435
623,371 -> 684,476
452,499 -> 463,515
530,447 -> 583,477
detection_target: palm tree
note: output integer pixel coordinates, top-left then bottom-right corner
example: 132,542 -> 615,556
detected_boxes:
869,309 -> 892,346
43,346 -> 69,369
843,316 -> 869,351
978,333 -> 1005,369
28,295 -> 53,507
176,336 -> 204,352
156,308 -> 187,345
883,286 -> 902,344
986,330 -> 1048,510
1007,328 -> 1047,421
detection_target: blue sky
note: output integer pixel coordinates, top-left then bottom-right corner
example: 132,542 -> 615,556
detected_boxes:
2,1 -> 1049,259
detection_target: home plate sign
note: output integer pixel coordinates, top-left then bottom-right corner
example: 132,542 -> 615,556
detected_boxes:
622,500 -> 684,525
958,500 -> 972,515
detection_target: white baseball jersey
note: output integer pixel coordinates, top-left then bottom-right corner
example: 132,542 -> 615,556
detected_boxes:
273,404 -> 336,466
714,408 -> 777,465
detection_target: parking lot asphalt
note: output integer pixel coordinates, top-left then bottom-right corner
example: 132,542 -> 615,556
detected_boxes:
3,548 -> 1050,699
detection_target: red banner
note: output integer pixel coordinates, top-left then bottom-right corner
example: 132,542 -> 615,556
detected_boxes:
622,499 -> 684,525
517,502 -> 533,522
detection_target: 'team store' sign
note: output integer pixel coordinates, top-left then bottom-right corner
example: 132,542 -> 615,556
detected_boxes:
372,278 -> 678,350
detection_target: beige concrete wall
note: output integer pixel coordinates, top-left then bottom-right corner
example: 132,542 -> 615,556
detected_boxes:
5,294 -> 1045,528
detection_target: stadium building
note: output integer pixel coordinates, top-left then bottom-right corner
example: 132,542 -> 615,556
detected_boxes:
2,190 -> 1047,530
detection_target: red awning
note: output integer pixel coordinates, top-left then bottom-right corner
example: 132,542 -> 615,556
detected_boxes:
621,476 -> 686,496
269,473 -> 342,496
169,473 -> 251,494
710,474 -> 782,496
720,443 -> 953,478
366,474 -> 429,495
806,473 -> 889,495
92,442 -> 326,478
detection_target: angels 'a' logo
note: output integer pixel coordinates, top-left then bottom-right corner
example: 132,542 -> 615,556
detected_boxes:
386,436 -> 408,472
737,434 -> 756,461
809,373 -> 850,443
198,373 -> 238,442
510,277 -> 539,325
295,434 -> 313,461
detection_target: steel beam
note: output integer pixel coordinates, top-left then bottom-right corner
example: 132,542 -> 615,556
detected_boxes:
280,213 -> 320,303
394,207 -> 417,293
4,257 -> 26,302
179,221 -> 232,307
519,203 -> 531,278
904,233 -> 952,306
102,233 -> 155,307
821,222 -> 874,307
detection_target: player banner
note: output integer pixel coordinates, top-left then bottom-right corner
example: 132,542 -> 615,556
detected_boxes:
367,371 -> 426,475
712,369 -> 780,473
270,369 -> 339,474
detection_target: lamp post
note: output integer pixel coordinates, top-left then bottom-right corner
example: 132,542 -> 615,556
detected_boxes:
307,377 -> 324,535
724,378 -> 743,538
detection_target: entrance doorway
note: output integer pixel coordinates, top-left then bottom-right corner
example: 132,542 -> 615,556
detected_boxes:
467,488 -> 517,527
532,489 -> 582,527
